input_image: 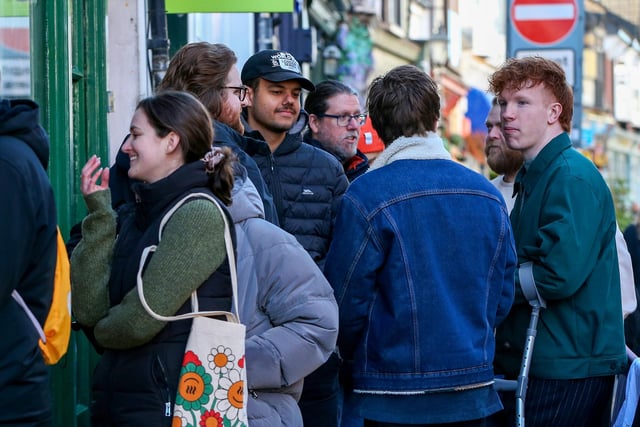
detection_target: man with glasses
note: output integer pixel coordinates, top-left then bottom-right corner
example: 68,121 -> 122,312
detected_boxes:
65,42 -> 278,259
304,80 -> 370,182
158,42 -> 278,224
241,49 -> 348,427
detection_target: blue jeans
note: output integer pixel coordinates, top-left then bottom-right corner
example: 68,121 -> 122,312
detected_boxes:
339,382 -> 364,427
298,351 -> 341,427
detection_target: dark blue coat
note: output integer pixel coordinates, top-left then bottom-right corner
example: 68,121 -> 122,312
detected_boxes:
0,98 -> 57,425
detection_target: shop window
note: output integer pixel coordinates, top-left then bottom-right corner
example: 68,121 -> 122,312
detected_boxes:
0,1 -> 30,98
379,0 -> 407,37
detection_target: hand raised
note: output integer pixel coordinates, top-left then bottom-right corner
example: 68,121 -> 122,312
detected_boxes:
80,155 -> 110,196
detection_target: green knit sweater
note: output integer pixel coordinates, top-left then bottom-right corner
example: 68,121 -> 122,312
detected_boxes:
70,189 -> 226,349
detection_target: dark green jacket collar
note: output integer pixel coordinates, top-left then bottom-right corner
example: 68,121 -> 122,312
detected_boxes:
514,132 -> 571,197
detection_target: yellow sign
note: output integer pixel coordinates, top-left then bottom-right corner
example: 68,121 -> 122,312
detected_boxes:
166,0 -> 294,13
0,0 -> 29,17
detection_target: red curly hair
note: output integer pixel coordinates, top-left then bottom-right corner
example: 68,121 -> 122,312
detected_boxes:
488,56 -> 573,133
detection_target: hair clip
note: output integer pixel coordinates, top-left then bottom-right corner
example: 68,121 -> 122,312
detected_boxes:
202,147 -> 225,173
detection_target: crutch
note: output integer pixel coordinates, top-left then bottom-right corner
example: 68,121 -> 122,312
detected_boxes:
515,261 -> 546,427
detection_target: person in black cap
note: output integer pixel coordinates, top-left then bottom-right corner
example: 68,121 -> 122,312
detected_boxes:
241,49 -> 347,266
241,49 -> 348,427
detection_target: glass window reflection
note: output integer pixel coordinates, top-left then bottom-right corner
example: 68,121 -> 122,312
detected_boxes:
0,2 -> 31,98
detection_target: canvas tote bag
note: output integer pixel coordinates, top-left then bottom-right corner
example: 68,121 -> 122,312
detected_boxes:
137,193 -> 248,427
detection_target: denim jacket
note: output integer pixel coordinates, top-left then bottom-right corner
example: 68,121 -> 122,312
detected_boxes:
324,135 -> 516,396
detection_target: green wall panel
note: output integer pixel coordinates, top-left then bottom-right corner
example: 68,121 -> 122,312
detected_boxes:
30,0 -> 107,425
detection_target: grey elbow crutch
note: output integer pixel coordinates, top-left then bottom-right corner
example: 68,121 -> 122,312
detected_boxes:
515,261 -> 546,427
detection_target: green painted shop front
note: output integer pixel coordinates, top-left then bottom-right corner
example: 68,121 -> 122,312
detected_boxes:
1,0 -> 108,425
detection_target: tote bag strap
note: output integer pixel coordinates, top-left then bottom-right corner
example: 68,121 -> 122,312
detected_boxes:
137,192 -> 241,324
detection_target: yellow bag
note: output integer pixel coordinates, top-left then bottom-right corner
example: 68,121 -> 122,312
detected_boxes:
12,227 -> 71,364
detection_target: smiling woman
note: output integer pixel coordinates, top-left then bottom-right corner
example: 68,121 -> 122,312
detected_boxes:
124,91 -> 215,184
70,91 -> 238,427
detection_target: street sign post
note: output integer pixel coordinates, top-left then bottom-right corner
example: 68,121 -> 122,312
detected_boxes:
507,0 -> 585,145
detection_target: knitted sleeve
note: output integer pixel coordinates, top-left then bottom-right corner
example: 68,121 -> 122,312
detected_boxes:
93,199 -> 226,349
70,189 -> 117,327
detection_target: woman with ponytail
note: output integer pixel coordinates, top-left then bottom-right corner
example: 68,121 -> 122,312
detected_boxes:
70,91 -> 237,426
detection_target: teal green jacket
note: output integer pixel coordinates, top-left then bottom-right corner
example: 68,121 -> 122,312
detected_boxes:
494,133 -> 627,380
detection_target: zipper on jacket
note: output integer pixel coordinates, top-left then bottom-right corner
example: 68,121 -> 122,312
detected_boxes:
268,152 -> 284,220
155,355 -> 172,417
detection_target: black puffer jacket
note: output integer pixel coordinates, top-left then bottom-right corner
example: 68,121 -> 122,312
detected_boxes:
243,112 -> 348,266
0,98 -> 57,426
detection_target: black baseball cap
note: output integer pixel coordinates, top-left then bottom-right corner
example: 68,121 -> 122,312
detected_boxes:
241,49 -> 315,92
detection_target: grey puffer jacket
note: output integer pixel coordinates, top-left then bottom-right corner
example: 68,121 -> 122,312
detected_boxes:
227,169 -> 339,427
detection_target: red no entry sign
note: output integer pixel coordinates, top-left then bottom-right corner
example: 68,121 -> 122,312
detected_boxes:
511,0 -> 578,45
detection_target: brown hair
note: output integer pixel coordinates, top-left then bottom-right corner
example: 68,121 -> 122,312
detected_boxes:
136,91 -> 235,204
366,65 -> 440,145
488,56 -> 573,132
158,42 -> 237,121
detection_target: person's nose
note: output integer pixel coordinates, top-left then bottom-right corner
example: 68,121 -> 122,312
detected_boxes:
121,134 -> 132,152
488,126 -> 502,141
501,104 -> 514,121
282,92 -> 296,105
346,117 -> 361,130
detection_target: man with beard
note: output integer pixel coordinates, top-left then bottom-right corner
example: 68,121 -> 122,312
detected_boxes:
241,49 -> 348,427
304,80 -> 369,182
484,97 -> 524,212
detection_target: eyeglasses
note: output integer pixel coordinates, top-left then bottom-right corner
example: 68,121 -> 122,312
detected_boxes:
316,113 -> 367,127
223,86 -> 248,102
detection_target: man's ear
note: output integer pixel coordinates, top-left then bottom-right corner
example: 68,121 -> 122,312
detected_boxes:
244,86 -> 254,107
308,114 -> 320,134
548,102 -> 562,124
